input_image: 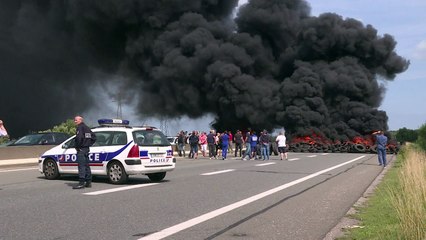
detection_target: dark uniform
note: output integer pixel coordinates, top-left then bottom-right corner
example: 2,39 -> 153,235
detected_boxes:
74,122 -> 93,188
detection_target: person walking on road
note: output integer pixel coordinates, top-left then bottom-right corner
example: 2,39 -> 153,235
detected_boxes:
276,130 -> 288,160
250,131 -> 258,160
242,130 -> 251,160
234,130 -> 243,157
221,131 -> 229,160
177,131 -> 186,157
215,132 -> 221,157
227,130 -> 233,154
199,132 -> 208,157
207,130 -> 216,159
373,130 -> 388,167
73,115 -> 95,189
188,131 -> 199,159
259,130 -> 270,160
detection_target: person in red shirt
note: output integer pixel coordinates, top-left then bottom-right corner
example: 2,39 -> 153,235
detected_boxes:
199,132 -> 208,157
227,130 -> 233,154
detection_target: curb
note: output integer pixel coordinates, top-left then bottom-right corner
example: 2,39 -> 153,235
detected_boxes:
0,158 -> 39,166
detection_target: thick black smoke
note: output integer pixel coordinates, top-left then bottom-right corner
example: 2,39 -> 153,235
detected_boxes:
0,0 -> 408,140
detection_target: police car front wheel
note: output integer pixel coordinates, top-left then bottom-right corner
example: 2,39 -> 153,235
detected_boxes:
107,161 -> 128,184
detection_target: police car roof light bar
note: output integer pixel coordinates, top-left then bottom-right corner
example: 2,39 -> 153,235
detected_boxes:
98,118 -> 130,126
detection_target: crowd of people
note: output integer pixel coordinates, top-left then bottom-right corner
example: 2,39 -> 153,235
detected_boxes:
175,129 -> 288,161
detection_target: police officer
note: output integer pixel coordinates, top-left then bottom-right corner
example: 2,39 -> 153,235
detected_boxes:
73,115 -> 93,189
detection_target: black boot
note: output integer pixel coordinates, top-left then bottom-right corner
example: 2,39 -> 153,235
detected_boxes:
73,183 -> 85,189
85,182 -> 92,188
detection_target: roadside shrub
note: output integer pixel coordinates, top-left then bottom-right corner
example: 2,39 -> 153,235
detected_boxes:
0,137 -> 9,144
395,127 -> 418,143
41,119 -> 75,135
416,123 -> 426,152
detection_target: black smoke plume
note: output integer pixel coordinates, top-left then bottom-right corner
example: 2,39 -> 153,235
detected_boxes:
0,0 -> 408,140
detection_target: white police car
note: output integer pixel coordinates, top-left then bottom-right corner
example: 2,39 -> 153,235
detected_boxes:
38,119 -> 176,184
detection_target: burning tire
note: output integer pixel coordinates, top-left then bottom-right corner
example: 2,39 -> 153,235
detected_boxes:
353,144 -> 366,153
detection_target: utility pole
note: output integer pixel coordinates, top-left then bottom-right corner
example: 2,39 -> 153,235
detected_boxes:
116,98 -> 122,119
113,91 -> 123,119
159,117 -> 169,136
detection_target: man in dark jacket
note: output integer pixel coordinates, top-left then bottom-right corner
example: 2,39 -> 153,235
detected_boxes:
73,115 -> 94,189
207,130 -> 216,159
177,131 -> 186,157
259,130 -> 270,160
234,130 -> 244,157
188,131 -> 199,159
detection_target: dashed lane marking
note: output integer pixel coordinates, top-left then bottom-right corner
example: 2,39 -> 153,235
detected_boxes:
307,155 -> 317,158
201,169 -> 235,176
83,183 -> 159,196
255,162 -> 276,166
288,158 -> 300,161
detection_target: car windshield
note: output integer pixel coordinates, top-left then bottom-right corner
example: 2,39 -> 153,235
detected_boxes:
133,130 -> 170,146
13,134 -> 44,145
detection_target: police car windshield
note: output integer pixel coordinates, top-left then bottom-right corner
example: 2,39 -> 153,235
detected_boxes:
132,130 -> 170,146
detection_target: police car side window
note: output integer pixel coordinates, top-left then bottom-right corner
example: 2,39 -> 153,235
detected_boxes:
112,132 -> 127,145
133,132 -> 145,146
132,130 -> 169,146
63,138 -> 76,149
92,132 -> 108,146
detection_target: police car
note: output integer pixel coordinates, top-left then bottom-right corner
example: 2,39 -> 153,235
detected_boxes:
38,119 -> 176,184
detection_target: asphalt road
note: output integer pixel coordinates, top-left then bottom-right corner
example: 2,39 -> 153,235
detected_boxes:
0,153 -> 391,240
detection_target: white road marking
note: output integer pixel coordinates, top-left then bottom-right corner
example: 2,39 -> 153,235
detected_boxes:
201,169 -> 235,176
288,158 -> 300,161
83,183 -> 159,196
0,167 -> 38,173
307,155 -> 317,158
255,162 -> 276,166
139,155 -> 366,240
321,153 -> 329,155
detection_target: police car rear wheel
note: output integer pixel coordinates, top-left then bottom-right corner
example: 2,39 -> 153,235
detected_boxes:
147,172 -> 166,182
107,161 -> 128,184
44,159 -> 59,180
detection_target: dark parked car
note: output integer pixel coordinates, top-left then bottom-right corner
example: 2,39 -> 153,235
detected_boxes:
7,132 -> 71,146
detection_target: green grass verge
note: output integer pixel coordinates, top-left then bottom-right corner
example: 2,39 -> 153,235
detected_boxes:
338,157 -> 403,240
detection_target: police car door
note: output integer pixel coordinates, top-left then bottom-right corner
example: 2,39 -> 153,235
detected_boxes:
56,132 -> 110,174
57,137 -> 78,174
88,131 -> 112,174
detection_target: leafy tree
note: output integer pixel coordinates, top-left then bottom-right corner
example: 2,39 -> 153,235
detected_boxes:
41,119 -> 76,135
395,127 -> 418,143
416,123 -> 426,152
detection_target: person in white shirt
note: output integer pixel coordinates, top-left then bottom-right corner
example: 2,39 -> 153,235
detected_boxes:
0,120 -> 8,137
275,130 -> 287,160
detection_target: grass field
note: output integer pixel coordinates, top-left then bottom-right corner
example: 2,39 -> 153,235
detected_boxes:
340,147 -> 426,240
